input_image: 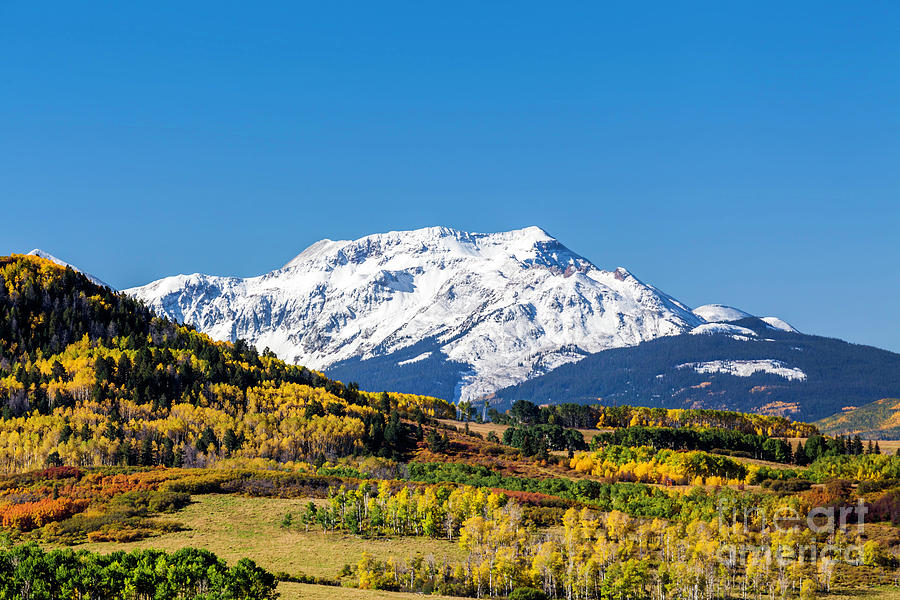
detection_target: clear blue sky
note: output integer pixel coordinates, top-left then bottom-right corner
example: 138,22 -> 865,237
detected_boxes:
2,2 -> 898,351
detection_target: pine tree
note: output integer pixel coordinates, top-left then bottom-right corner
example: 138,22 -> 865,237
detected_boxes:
835,435 -> 847,455
805,435 -> 825,463
161,438 -> 175,467
140,437 -> 154,466
223,428 -> 239,454
59,423 -> 73,444
794,440 -> 805,465
51,360 -> 67,382
45,451 -> 62,468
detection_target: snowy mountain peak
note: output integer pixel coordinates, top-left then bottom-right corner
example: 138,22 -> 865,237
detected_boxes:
128,226 -> 703,401
26,249 -> 112,289
692,304 -> 753,323
284,226 -> 574,272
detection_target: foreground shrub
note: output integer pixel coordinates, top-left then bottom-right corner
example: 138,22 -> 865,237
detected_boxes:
0,497 -> 89,530
761,478 -> 812,493
509,587 -> 549,600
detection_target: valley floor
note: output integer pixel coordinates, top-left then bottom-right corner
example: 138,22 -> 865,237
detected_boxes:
60,494 -> 467,598
50,491 -> 898,600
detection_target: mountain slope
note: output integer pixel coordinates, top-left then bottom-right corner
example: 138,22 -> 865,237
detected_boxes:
815,398 -> 900,439
0,253 -> 452,472
491,317 -> 900,421
127,226 -> 703,401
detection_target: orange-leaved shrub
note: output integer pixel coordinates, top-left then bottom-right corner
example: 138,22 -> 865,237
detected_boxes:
0,497 -> 90,530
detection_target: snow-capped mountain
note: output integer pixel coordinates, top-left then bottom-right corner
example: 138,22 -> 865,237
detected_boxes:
127,226 -> 705,401
26,249 -> 112,289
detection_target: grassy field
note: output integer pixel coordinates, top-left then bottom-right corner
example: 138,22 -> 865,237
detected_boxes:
278,582 -> 463,599
70,494 -> 465,579
865,440 -> 900,454
439,419 -> 509,439
68,493 -> 471,599
831,587 -> 900,600
785,437 -> 900,455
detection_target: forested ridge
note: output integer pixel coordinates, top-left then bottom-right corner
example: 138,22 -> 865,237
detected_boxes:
492,400 -> 818,436
0,254 -> 453,472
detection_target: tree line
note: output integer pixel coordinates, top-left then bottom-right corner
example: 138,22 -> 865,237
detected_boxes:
491,400 -> 817,438
594,425 -> 794,463
0,544 -> 277,599
502,424 -> 587,456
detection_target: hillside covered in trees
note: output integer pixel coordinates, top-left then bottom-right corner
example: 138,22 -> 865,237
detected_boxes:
0,254 -> 453,472
816,398 -> 900,439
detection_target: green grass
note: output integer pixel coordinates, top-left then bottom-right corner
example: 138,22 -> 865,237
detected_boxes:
827,587 -> 900,600
65,493 -> 471,599
67,494 -> 465,579
278,582 -> 463,599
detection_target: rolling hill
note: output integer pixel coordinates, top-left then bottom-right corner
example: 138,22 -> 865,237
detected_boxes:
815,397 -> 900,439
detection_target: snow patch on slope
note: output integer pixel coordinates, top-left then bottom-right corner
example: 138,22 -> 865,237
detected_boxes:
689,323 -> 758,337
678,359 -> 807,381
397,352 -> 432,366
760,317 -> 798,333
